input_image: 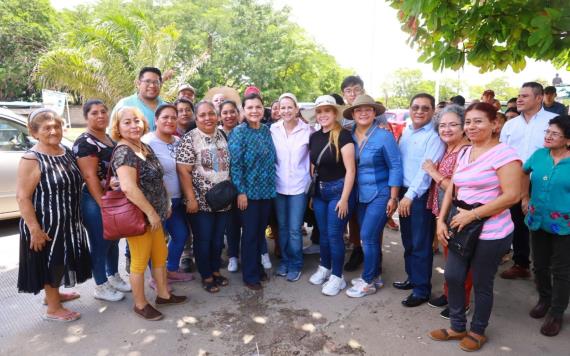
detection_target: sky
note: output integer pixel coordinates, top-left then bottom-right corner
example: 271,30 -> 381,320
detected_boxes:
51,0 -> 568,98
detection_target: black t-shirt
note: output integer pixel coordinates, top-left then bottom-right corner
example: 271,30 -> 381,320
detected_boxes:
309,129 -> 353,182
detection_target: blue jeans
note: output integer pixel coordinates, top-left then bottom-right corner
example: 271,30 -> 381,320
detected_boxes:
189,211 -> 230,279
225,206 -> 241,258
357,192 -> 390,283
313,179 -> 355,277
163,198 -> 190,272
399,189 -> 435,299
240,199 -> 271,284
275,193 -> 307,273
81,188 -> 119,285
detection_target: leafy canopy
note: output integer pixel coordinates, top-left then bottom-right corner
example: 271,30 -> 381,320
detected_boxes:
389,0 -> 570,72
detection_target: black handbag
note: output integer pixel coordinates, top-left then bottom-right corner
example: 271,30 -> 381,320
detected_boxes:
306,142 -> 331,196
445,193 -> 488,259
205,180 -> 238,211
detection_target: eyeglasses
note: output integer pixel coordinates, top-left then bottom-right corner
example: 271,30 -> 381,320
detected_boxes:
140,79 -> 162,86
544,129 -> 563,139
343,87 -> 363,96
438,123 -> 461,129
411,105 -> 432,112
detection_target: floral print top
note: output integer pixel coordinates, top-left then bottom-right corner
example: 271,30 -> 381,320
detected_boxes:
426,146 -> 469,215
228,122 -> 276,200
176,128 -> 231,212
72,132 -> 115,187
523,148 -> 570,235
111,144 -> 170,221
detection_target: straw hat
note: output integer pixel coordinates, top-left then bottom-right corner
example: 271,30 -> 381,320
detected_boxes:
204,86 -> 241,106
343,94 -> 386,120
301,95 -> 346,123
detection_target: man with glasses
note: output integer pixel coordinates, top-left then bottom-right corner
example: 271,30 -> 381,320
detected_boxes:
394,93 -> 444,307
499,82 -> 557,280
111,67 -> 166,131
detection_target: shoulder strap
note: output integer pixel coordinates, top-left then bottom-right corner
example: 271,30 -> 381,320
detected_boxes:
315,142 -> 331,167
451,146 -> 470,199
105,145 -> 139,191
219,129 -> 228,142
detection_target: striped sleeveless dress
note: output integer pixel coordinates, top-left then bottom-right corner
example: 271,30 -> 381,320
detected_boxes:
18,148 -> 92,294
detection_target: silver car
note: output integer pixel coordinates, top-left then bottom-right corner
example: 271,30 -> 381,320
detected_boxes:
0,107 -> 72,220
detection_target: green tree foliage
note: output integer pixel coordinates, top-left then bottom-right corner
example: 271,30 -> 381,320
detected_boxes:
36,0 -> 348,105
0,0 -> 60,100
469,77 -> 520,101
389,0 -> 570,72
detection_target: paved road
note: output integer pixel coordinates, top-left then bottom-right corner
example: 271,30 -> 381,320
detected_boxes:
0,218 -> 567,355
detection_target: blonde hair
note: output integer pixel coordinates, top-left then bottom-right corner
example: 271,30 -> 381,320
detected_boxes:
110,106 -> 149,141
28,109 -> 65,134
328,108 -> 342,161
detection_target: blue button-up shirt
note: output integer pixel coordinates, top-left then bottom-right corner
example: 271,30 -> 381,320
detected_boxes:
353,126 -> 403,203
399,121 -> 444,200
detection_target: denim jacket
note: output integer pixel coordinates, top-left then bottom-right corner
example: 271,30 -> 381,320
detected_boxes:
353,126 -> 403,203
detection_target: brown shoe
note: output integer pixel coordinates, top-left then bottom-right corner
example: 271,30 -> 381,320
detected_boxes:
459,332 -> 487,352
245,283 -> 263,291
155,293 -> 188,306
540,315 -> 562,336
134,304 -> 163,321
529,300 -> 550,319
500,264 -> 531,279
428,328 -> 467,341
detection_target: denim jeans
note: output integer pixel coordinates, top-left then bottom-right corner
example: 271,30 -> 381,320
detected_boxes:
446,234 -> 512,335
163,198 -> 190,272
399,189 -> 435,299
189,211 -> 230,279
240,199 -> 271,284
313,178 -> 355,277
81,188 -> 119,285
275,193 -> 307,273
225,206 -> 241,258
357,192 -> 390,283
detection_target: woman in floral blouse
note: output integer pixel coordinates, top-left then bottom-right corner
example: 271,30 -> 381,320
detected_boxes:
228,93 -> 276,291
177,101 -> 232,293
522,115 -> 570,337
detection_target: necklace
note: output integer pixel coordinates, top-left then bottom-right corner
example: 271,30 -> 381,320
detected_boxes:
87,128 -> 113,146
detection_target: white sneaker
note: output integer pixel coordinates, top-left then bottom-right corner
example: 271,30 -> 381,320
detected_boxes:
350,276 -> 384,289
94,281 -> 124,302
346,280 -> 377,298
303,244 -> 320,255
309,266 -> 331,285
261,253 -> 272,269
108,273 -> 131,292
227,257 -> 239,272
322,275 -> 347,296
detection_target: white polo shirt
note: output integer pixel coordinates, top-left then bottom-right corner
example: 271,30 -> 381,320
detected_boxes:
270,119 -> 314,195
499,108 -> 558,162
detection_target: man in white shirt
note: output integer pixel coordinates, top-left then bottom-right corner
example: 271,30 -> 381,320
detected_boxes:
500,82 -> 557,279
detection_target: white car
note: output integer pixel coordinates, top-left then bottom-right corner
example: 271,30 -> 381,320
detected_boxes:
0,107 -> 72,220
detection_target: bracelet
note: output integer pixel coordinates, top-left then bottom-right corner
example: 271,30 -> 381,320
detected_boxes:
389,197 -> 398,201
472,209 -> 482,221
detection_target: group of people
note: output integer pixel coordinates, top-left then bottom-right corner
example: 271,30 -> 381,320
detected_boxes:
16,67 -> 570,352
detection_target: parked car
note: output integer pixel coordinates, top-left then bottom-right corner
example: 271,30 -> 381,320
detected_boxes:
0,107 -> 72,220
384,109 -> 411,140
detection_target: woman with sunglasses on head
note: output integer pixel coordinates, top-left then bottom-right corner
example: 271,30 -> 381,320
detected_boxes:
142,104 -> 194,286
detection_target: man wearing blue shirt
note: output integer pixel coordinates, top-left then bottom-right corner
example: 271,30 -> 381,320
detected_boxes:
111,67 -> 166,131
395,93 -> 445,307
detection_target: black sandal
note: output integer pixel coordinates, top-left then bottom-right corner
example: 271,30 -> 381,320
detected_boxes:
202,279 -> 220,293
213,274 -> 229,287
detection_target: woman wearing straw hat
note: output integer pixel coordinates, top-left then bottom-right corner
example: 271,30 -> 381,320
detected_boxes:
270,93 -> 314,282
303,95 -> 356,296
342,94 -> 403,298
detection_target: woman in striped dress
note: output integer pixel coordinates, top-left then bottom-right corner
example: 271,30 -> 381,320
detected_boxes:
16,109 -> 92,322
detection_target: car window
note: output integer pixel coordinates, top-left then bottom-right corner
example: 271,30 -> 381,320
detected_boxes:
0,117 -> 35,152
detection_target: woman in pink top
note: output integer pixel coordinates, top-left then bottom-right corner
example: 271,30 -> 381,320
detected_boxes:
429,102 -> 521,352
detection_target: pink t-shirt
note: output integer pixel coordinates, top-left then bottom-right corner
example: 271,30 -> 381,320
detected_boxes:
453,143 -> 521,240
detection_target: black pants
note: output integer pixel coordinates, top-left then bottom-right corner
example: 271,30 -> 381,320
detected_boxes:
446,234 -> 512,335
510,202 -> 530,268
531,229 -> 570,317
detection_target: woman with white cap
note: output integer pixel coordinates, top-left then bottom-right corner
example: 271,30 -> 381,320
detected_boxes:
270,93 -> 314,282
304,95 -> 356,296
342,94 -> 403,298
